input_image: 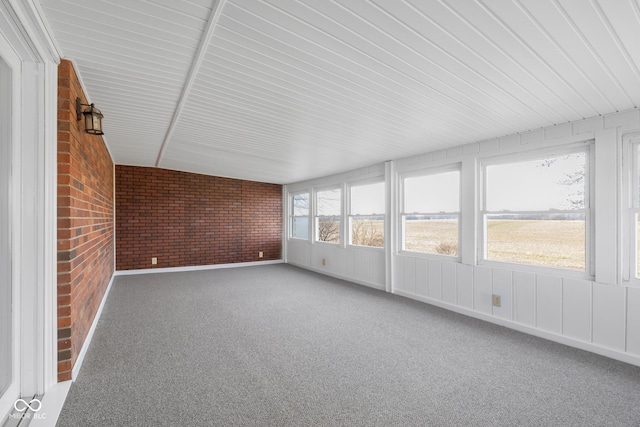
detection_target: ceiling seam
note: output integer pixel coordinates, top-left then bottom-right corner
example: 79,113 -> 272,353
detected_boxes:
155,0 -> 227,167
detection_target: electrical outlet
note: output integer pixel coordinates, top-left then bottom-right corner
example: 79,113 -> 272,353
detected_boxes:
151,257 -> 157,265
492,294 -> 501,307
258,251 -> 264,258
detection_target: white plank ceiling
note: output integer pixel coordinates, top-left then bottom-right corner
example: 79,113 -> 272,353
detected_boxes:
38,0 -> 640,184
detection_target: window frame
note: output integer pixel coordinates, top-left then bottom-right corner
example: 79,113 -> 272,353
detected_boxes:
478,143 -> 594,278
289,190 -> 310,241
314,185 -> 342,245
347,178 -> 385,250
623,134 -> 640,286
399,163 -> 462,261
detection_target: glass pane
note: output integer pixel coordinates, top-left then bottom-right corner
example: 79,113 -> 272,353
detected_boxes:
317,188 -> 341,216
486,152 -> 586,211
291,216 -> 309,239
486,213 -> 585,270
316,216 -> 340,243
403,215 -> 458,256
637,148 -> 640,207
292,192 -> 309,216
351,216 -> 384,247
351,182 -> 385,215
404,170 -> 459,213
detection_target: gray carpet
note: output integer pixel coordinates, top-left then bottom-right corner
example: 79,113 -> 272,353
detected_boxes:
56,264 -> 640,426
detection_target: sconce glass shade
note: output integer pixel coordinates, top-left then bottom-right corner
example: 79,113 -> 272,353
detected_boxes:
76,98 -> 104,135
83,104 -> 104,135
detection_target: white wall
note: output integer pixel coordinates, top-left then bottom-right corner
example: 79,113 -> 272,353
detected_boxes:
286,163 -> 387,290
285,107 -> 640,367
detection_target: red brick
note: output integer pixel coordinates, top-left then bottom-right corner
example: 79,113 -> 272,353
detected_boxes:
57,60 -> 114,383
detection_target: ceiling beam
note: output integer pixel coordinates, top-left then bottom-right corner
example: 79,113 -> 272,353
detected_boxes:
155,0 -> 227,167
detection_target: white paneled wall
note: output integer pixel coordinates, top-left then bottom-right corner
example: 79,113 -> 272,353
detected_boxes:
286,107 -> 640,366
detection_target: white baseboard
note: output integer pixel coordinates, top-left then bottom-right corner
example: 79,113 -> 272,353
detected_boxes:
287,262 -> 386,292
114,259 -> 284,276
29,380 -> 72,427
393,288 -> 640,368
71,274 -> 116,381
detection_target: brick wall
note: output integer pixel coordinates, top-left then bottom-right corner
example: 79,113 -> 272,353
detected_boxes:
57,60 -> 115,382
115,166 -> 282,270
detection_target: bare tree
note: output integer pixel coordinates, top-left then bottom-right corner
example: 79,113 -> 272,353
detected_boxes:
317,217 -> 340,243
538,153 -> 585,209
435,241 -> 457,255
351,219 -> 383,247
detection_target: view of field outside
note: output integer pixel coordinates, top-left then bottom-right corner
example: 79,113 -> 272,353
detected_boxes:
404,218 -> 458,255
350,182 -> 385,247
351,218 -> 384,247
487,218 -> 585,270
483,151 -> 587,270
294,151 -> 592,272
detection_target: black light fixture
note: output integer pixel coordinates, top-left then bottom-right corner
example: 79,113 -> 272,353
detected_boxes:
76,98 -> 104,135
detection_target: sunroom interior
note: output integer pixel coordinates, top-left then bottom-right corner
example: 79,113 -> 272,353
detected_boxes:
2,0 -> 640,425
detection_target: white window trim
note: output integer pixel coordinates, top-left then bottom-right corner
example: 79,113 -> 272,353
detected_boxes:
288,190 -> 310,241
347,178 -> 385,250
478,142 -> 595,279
399,163 -> 462,260
622,133 -> 640,287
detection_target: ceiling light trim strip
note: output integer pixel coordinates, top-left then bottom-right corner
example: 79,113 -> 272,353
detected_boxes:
155,0 -> 227,167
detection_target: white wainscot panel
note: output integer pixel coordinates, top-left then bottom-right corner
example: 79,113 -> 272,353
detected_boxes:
415,258 -> 428,297
428,260 -> 442,300
441,262 -> 456,304
513,271 -> 535,327
492,268 -> 512,320
346,249 -> 361,278
346,248 -> 384,287
536,274 -> 563,334
312,244 -> 346,277
287,240 -> 311,267
592,283 -> 626,351
370,251 -> 385,286
393,255 -> 404,291
474,266 -> 493,315
562,279 -> 592,342
402,256 -> 416,294
457,264 -> 473,309
627,287 -> 640,356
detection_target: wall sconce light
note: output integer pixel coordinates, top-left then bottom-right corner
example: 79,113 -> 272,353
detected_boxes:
76,98 -> 104,135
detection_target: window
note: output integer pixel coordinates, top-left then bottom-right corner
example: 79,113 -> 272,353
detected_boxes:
401,168 -> 460,256
349,181 -> 385,248
315,187 -> 341,244
482,148 -> 590,271
290,192 -> 309,240
627,139 -> 640,281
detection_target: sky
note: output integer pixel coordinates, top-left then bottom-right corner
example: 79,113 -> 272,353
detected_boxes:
486,153 -> 585,212
296,152 -> 586,216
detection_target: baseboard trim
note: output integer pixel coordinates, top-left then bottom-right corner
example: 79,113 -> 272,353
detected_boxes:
287,262 -> 386,292
71,273 -> 116,381
29,380 -> 72,427
114,259 -> 284,276
393,288 -> 640,368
